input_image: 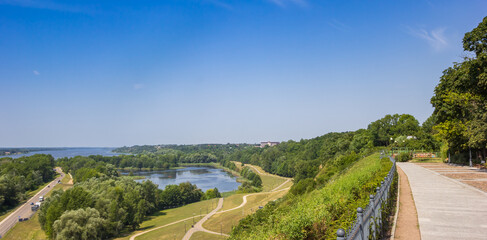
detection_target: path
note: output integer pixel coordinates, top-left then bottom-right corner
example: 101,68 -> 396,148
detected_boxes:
397,162 -> 487,240
393,165 -> 420,239
0,167 -> 66,238
182,198 -> 226,240
129,164 -> 292,240
128,214 -> 205,240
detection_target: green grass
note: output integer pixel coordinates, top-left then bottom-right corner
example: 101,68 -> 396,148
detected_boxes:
260,175 -> 287,192
191,231 -> 227,240
203,190 -> 288,234
230,153 -> 393,239
115,199 -> 220,240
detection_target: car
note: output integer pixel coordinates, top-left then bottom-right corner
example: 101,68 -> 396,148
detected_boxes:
30,202 -> 34,205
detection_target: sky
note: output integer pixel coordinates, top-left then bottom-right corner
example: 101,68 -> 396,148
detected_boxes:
1,0 -> 486,147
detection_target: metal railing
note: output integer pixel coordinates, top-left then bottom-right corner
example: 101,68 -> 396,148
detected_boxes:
337,155 -> 396,240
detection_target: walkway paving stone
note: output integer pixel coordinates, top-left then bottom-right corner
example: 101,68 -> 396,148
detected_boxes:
397,163 -> 487,240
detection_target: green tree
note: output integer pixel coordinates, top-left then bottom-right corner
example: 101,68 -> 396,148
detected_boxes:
431,16 -> 487,162
52,208 -> 107,240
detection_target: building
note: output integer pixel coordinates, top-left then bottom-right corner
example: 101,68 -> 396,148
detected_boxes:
260,141 -> 280,148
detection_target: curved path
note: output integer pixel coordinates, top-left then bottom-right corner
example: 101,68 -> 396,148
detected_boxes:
129,166 -> 292,240
182,198 -> 226,240
129,214 -> 205,240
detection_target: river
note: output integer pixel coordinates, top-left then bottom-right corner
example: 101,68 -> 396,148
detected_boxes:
121,166 -> 241,192
4,147 -> 123,159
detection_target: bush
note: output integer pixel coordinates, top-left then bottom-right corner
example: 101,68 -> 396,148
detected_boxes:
396,152 -> 411,162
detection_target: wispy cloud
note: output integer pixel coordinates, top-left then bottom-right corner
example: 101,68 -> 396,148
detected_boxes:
33,70 -> 40,75
328,19 -> 351,32
407,26 -> 448,51
133,84 -> 144,90
0,0 -> 89,13
267,0 -> 308,8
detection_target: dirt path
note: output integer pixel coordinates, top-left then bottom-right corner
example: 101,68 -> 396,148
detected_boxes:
394,165 -> 421,240
182,198 -> 226,240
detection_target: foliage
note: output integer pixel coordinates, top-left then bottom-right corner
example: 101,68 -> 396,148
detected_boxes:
431,16 -> 487,163
204,188 -> 221,199
229,154 -> 393,239
38,176 -> 205,239
0,154 -> 55,212
52,208 -> 107,240
396,152 -> 412,162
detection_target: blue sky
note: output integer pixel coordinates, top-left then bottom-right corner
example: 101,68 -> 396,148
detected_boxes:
1,0 -> 486,147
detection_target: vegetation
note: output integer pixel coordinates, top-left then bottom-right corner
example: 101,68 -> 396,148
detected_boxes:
396,152 -> 412,162
237,167 -> 263,192
38,176 -> 207,239
0,154 -> 56,213
431,16 -> 487,164
229,154 -> 393,239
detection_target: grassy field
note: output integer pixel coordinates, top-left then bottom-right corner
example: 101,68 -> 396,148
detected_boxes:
191,231 -> 227,240
203,190 -> 289,234
115,199 -> 219,240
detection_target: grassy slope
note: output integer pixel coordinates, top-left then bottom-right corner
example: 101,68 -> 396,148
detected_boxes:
203,190 -> 288,234
230,153 -> 392,239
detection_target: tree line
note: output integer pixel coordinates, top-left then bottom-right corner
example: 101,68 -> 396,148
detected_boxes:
0,154 -> 55,213
431,16 -> 487,164
38,177 -> 210,239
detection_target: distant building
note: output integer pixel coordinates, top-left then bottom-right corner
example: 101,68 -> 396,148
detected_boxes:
260,141 -> 280,148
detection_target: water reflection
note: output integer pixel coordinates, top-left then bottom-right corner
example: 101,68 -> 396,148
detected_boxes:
120,167 -> 240,192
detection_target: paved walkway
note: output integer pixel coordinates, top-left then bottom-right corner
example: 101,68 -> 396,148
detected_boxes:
398,163 -> 487,240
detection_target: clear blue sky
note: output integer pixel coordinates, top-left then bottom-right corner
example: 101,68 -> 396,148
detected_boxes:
1,0 -> 486,147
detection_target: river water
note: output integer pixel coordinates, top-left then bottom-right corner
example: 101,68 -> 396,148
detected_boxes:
122,167 -> 241,192
5,147 -> 123,159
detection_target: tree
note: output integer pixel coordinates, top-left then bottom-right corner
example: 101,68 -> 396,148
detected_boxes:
431,16 -> 487,162
52,208 -> 107,240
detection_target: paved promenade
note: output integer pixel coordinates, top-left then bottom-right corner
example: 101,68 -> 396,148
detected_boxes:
398,163 -> 487,240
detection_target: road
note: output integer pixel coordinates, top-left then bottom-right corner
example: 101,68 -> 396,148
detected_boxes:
398,163 -> 487,240
0,167 -> 66,238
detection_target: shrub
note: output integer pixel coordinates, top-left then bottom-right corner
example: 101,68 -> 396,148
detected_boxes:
396,152 -> 411,162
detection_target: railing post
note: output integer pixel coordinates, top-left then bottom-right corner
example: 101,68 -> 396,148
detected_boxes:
376,186 -> 382,230
337,228 -> 346,240
357,207 -> 364,240
369,194 -> 375,239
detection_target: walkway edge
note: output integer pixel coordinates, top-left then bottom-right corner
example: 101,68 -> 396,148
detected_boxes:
390,169 -> 400,240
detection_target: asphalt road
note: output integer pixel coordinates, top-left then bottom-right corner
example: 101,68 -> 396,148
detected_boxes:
0,167 -> 65,238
